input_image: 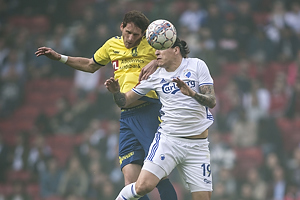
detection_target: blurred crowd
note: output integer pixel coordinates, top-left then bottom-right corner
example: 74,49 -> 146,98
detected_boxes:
0,0 -> 300,200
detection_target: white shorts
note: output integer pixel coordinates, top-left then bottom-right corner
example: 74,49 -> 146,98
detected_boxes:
143,132 -> 213,192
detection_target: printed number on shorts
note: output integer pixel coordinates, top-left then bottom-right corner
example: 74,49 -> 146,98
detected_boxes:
201,163 -> 211,177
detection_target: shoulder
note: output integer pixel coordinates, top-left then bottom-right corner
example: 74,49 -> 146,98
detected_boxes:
185,58 -> 207,69
104,36 -> 123,45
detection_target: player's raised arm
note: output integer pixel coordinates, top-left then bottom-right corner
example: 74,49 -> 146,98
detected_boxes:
35,47 -> 102,73
104,77 -> 141,108
173,77 -> 216,109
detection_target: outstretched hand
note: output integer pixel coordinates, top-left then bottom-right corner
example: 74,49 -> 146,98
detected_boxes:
139,60 -> 158,81
172,77 -> 196,97
35,47 -> 61,60
104,77 -> 120,93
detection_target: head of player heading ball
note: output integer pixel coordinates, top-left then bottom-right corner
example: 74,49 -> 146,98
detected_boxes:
146,19 -> 177,50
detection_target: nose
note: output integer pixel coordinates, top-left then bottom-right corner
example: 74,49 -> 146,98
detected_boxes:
155,50 -> 160,56
128,34 -> 134,41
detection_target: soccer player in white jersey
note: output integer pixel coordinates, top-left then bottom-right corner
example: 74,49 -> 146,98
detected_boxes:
105,38 -> 216,200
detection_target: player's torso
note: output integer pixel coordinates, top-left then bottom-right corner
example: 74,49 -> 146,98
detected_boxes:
152,58 -> 213,136
109,37 -> 157,93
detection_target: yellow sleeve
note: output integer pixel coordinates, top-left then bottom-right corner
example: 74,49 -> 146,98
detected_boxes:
93,39 -> 111,66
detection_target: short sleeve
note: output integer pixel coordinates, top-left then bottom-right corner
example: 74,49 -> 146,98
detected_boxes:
132,79 -> 154,96
197,60 -> 214,86
93,40 -> 111,66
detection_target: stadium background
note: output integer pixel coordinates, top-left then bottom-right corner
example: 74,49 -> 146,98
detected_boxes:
0,0 -> 300,199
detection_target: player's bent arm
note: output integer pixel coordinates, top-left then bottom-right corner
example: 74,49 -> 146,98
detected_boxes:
113,90 -> 142,108
65,56 -> 102,73
192,85 -> 216,109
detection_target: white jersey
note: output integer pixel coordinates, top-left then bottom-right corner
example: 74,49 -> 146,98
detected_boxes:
132,57 -> 214,137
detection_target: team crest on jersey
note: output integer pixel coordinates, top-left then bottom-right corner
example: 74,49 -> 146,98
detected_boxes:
183,69 -> 192,78
160,154 -> 165,160
131,47 -> 138,57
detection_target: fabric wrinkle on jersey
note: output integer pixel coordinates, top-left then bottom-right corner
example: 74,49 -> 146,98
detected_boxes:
93,35 -> 161,168
132,58 -> 214,137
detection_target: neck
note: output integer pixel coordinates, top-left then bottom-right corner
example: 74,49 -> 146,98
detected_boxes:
165,57 -> 183,72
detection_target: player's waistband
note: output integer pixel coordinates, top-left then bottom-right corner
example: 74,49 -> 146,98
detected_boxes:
120,102 -> 156,118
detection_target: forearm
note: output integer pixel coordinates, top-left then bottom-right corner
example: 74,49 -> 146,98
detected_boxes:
192,92 -> 216,108
64,56 -> 100,73
113,91 -> 127,107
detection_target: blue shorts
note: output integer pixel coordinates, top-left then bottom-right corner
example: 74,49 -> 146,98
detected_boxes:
118,102 -> 161,169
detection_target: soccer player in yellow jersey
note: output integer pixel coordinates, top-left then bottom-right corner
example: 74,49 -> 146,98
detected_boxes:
35,10 -> 177,200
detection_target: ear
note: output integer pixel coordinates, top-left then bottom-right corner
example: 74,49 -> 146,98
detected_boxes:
174,46 -> 180,55
120,23 -> 124,32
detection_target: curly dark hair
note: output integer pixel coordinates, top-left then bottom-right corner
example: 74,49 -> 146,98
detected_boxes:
122,10 -> 150,34
171,38 -> 190,58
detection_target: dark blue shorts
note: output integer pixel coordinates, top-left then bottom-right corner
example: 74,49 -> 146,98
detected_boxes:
118,102 -> 161,169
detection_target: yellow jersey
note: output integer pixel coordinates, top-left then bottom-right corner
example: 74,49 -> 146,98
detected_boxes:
93,36 -> 158,102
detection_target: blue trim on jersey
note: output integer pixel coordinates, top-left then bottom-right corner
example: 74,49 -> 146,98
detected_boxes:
121,195 -> 127,200
147,132 -> 161,161
206,107 -> 214,120
132,88 -> 145,96
199,83 -> 213,86
93,56 -> 105,66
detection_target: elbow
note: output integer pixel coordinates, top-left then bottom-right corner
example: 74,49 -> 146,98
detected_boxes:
209,99 -> 216,109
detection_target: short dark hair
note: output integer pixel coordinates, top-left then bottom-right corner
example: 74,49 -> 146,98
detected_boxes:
171,38 -> 190,58
122,10 -> 150,34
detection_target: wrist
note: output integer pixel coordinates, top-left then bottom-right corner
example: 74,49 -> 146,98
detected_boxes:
191,91 -> 197,98
59,54 -> 68,63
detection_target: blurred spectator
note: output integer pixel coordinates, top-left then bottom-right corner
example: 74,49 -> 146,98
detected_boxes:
243,79 -> 270,123
233,59 -> 252,94
247,27 -> 276,63
11,133 -> 30,171
216,80 -> 241,132
178,0 -> 207,33
76,119 -> 106,170
232,108 -> 258,148
6,181 -> 32,200
265,1 -> 287,44
284,181 -> 300,200
217,22 -> 240,62
238,182 -> 255,200
58,155 -> 88,197
27,135 -> 52,175
269,71 -> 289,118
0,49 -> 26,118
209,130 -> 236,180
267,165 -> 287,200
246,167 -> 267,200
258,117 -> 283,158
39,157 -> 63,198
198,28 -> 219,76
287,146 -> 300,188
203,3 -> 224,41
86,160 -> 108,200
211,182 -> 231,200
0,38 -> 9,66
285,78 -> 300,119
276,26 -> 299,62
217,168 -> 237,198
234,0 -> 256,55
73,70 -> 101,100
34,112 -> 53,136
260,152 -> 283,183
50,97 -> 72,133
0,134 -> 10,182
287,49 -> 300,87
284,1 -> 300,34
